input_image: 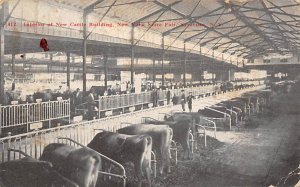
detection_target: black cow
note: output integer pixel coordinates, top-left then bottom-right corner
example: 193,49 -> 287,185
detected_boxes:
87,131 -> 153,186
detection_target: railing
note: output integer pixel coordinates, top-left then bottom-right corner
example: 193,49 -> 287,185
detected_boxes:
76,81 -> 262,117
75,84 -> 220,117
204,107 -> 232,130
0,107 -> 155,163
57,136 -> 126,187
0,99 -> 70,131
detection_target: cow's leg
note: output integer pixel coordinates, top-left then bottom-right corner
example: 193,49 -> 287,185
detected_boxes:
135,162 -> 143,187
159,164 -> 164,175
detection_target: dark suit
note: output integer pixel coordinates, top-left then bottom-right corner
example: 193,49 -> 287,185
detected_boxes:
87,93 -> 97,120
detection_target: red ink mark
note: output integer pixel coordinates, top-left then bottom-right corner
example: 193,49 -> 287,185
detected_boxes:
40,38 -> 49,51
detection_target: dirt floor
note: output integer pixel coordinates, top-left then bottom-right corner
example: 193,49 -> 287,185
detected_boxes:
104,87 -> 300,187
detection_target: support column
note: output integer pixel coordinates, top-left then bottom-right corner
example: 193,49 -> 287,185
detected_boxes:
200,45 -> 203,83
66,52 -> 70,88
183,43 -> 186,87
130,26 -> 135,86
152,59 -> 156,82
161,36 -> 165,87
0,2 -> 8,106
0,2 -> 8,136
104,52 -> 108,90
12,54 -> 15,77
82,12 -> 87,94
11,54 -> 15,90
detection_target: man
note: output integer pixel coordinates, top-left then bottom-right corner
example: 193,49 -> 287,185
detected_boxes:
187,92 -> 194,112
152,87 -> 158,107
73,88 -> 82,106
166,88 -> 171,105
172,93 -> 178,105
56,85 -> 63,97
87,88 -> 97,120
180,90 -> 186,112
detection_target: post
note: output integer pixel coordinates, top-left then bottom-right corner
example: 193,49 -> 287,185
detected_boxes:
104,52 -> 108,90
82,12 -> 88,94
0,2 -> 8,106
12,53 -> 15,77
161,36 -> 165,88
183,43 -> 187,87
200,45 -> 203,84
66,52 -> 70,87
0,0 -> 7,140
11,53 -> 15,91
152,59 -> 156,83
130,26 -> 135,86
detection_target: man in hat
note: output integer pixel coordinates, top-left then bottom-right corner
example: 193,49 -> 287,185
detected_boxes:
180,90 -> 186,111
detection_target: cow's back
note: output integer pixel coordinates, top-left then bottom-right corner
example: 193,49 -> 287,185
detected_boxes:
40,143 -> 75,174
118,124 -> 172,164
40,143 -> 101,187
87,131 -> 128,160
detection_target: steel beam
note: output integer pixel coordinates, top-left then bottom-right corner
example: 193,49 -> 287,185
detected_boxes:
66,52 -> 70,87
183,43 -> 186,87
104,52 -> 108,90
82,12 -> 87,94
84,0 -> 105,14
153,59 -> 156,82
155,1 -> 255,53
12,53 -> 15,78
131,26 -> 135,85
161,36 -> 165,87
133,0 -> 182,24
0,2 -> 8,107
163,6 -> 224,36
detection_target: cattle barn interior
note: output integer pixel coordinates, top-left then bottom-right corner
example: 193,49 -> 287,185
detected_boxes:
0,0 -> 299,186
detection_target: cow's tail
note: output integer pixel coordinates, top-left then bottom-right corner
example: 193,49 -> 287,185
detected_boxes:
140,135 -> 152,178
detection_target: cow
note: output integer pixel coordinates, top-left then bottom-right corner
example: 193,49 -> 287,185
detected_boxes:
117,124 -> 173,175
198,108 -> 231,130
218,102 -> 244,121
39,143 -> 101,187
87,131 -> 153,187
220,99 -> 248,119
0,155 -> 79,187
210,105 -> 238,126
144,119 -> 192,160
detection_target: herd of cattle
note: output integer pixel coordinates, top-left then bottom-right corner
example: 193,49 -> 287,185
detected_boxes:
1,82 -> 293,187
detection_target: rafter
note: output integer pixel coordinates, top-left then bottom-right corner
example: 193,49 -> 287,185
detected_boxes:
133,0 -> 182,24
229,4 -> 281,54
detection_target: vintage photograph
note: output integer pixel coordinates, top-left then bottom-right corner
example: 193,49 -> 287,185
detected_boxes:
0,0 -> 299,186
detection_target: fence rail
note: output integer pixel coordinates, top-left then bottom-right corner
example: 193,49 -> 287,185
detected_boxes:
0,110 -> 145,163
0,99 -> 70,131
76,81 -> 261,117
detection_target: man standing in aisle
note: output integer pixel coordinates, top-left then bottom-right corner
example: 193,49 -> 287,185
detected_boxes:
166,88 -> 171,105
187,92 -> 194,112
180,90 -> 186,112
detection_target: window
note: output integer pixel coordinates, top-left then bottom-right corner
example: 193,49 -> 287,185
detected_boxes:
280,58 -> 288,63
263,59 -> 271,63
